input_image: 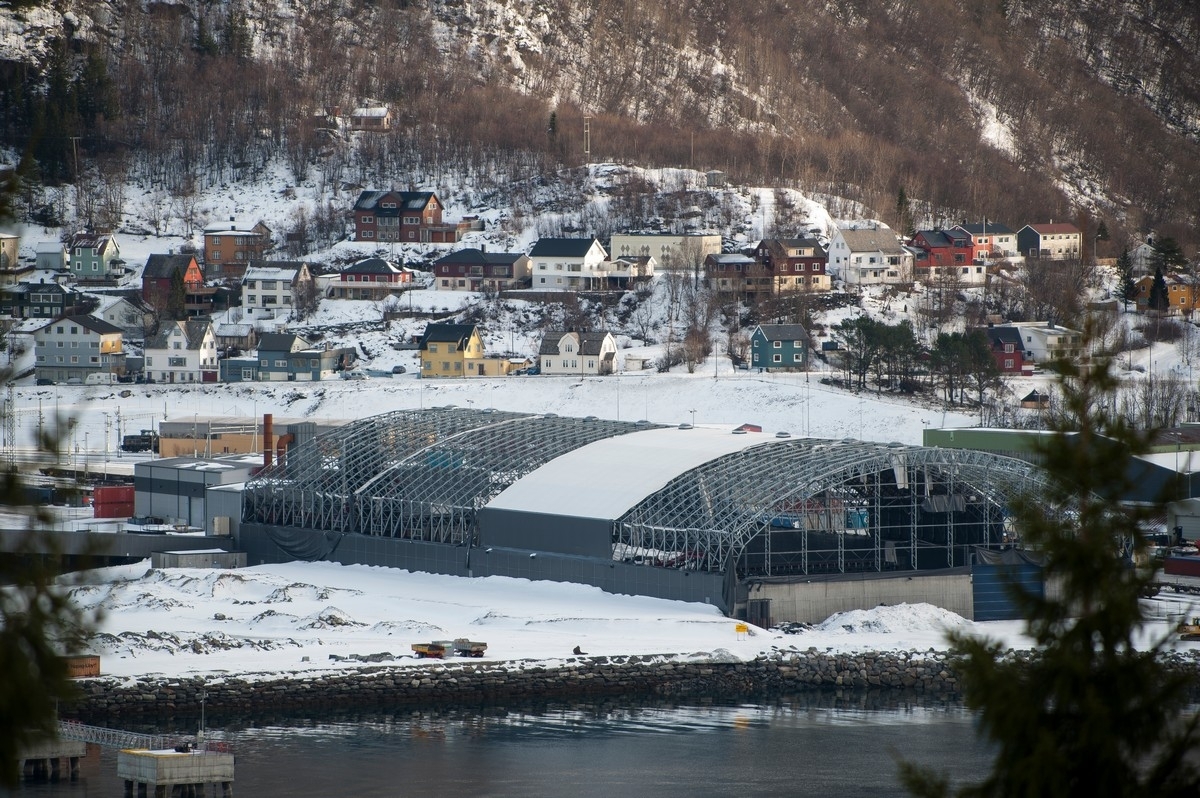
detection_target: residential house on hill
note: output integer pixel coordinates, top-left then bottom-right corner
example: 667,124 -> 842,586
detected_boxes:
433,249 -> 532,292
326,257 -> 412,300
91,295 -> 153,344
142,253 -> 213,317
754,237 -> 831,293
999,321 -> 1084,363
35,241 -> 68,272
0,232 -> 25,282
144,320 -> 218,383
910,229 -> 986,285
221,332 -> 355,382
1133,272 -> 1200,314
828,226 -> 912,286
981,325 -> 1028,374
604,255 -> 656,288
537,331 -> 617,376
0,280 -> 87,319
703,253 -> 757,299
33,315 -> 125,383
68,231 -> 124,283
350,106 -> 392,131
241,262 -> 313,312
528,238 -> 609,290
954,222 -> 1017,260
352,190 -> 460,244
214,322 -> 257,353
608,234 -> 721,271
419,323 -> 485,378
749,324 -> 810,372
1016,223 -> 1082,260
203,218 -> 272,278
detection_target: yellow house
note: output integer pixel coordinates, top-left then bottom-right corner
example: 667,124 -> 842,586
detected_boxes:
419,322 -> 486,378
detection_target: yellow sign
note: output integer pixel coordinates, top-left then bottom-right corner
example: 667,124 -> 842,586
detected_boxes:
734,623 -> 749,636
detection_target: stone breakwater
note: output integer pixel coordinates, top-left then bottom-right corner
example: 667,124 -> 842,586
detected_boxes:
68,648 -> 1200,720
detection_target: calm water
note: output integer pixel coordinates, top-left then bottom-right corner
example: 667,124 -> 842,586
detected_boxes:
12,698 -> 995,797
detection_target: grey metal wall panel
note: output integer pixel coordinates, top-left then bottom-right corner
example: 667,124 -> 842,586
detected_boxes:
972,562 -> 1043,621
237,524 -> 727,611
479,508 -> 612,558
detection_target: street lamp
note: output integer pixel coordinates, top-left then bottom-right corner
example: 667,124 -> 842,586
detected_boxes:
689,409 -> 696,427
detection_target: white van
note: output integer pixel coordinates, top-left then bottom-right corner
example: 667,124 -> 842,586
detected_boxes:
85,373 -> 118,386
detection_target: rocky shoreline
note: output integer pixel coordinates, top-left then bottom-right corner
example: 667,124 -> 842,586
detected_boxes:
68,648 -> 1200,722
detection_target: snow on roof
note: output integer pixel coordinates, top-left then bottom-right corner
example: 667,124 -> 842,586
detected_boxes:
488,426 -> 789,520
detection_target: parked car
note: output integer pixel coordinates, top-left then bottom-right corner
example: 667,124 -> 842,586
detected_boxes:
392,365 -> 407,374
36,378 -> 55,386
65,377 -> 83,386
341,370 -> 368,380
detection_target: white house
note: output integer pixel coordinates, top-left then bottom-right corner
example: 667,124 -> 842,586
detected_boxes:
241,262 -> 313,311
608,234 -> 721,271
34,315 -> 125,383
90,295 -> 153,343
34,241 -> 68,272
529,238 -> 609,290
1015,223 -> 1082,260
1000,321 -> 1084,364
537,331 -> 618,376
827,225 -> 913,286
144,320 -> 218,384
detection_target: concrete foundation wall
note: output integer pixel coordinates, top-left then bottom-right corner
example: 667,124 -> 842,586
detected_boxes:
117,750 -> 234,784
746,571 -> 973,624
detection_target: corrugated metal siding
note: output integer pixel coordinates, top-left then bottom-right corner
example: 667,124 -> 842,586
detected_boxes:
972,562 -> 1043,621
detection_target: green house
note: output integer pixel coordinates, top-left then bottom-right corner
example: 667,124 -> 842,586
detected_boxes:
750,323 -> 810,371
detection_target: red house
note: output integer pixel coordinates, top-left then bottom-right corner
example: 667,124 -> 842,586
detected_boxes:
911,229 -> 974,268
142,254 -> 212,315
982,326 -> 1028,374
352,191 -> 460,244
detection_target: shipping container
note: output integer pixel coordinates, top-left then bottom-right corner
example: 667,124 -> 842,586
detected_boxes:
93,485 -> 135,504
94,502 -> 134,519
1164,557 -> 1200,578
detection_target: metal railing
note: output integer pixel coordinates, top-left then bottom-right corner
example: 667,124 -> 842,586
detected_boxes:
57,720 -> 233,753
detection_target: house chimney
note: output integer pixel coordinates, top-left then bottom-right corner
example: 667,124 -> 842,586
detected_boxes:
263,414 -> 274,468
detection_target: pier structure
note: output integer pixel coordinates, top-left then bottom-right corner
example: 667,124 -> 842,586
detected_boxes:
118,746 -> 235,797
17,736 -> 87,782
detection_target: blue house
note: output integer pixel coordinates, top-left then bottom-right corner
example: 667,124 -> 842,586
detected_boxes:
221,332 -> 356,382
749,324 -> 810,372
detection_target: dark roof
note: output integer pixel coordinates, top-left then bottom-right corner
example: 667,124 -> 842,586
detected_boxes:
434,249 -> 525,266
343,257 -> 403,275
353,190 -> 437,213
957,222 -> 1015,236
420,323 -> 478,349
38,315 -> 122,335
143,254 -> 195,279
753,324 -> 809,343
538,331 -> 614,356
146,320 -> 211,351
984,326 -> 1023,348
258,332 -> 309,353
914,230 -> 953,248
764,237 -> 828,255
529,238 -> 600,258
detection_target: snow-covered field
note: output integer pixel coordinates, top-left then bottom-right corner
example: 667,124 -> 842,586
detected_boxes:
61,559 -> 1200,683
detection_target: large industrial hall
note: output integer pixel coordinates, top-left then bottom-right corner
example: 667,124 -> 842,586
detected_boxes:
238,407 -> 1050,622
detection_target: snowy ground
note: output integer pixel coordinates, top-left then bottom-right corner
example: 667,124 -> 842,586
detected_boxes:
60,560 -> 1200,684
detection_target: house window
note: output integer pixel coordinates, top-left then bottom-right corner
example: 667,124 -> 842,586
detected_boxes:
275,359 -> 287,367
773,341 -> 781,348
242,368 -> 254,379
363,231 -> 374,239
793,354 -> 802,362
429,344 -> 438,353
260,359 -> 268,367
1004,359 -> 1015,369
455,362 -> 462,371
773,354 -> 781,363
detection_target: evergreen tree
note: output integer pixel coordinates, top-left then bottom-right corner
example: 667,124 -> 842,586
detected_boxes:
896,187 -> 915,237
901,344 -> 1200,797
166,267 -> 187,320
1096,220 -> 1110,241
1149,266 -> 1170,313
1152,237 -> 1187,272
1116,250 -> 1137,311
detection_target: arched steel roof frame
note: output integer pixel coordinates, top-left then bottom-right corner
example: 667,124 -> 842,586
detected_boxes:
614,437 -> 1052,577
242,407 -> 664,541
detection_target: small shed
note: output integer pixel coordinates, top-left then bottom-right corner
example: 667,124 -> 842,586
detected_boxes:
151,549 -> 247,569
1020,389 -> 1051,409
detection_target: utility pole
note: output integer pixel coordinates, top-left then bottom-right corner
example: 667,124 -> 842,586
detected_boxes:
583,115 -> 592,167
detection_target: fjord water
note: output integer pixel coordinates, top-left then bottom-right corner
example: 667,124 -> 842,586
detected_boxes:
17,699 -> 993,797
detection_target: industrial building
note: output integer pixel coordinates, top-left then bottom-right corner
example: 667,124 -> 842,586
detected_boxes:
236,408 -> 1050,622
